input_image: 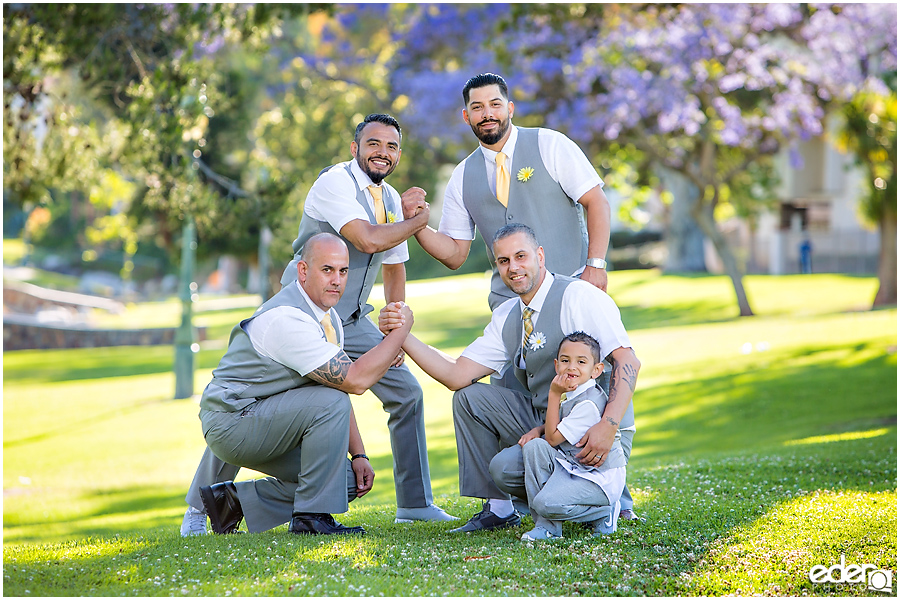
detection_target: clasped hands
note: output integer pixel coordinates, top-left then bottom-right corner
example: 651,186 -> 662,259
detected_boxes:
378,301 -> 413,334
379,301 -> 413,367
400,187 -> 429,220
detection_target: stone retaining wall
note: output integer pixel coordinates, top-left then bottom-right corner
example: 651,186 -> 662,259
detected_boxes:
3,314 -> 207,351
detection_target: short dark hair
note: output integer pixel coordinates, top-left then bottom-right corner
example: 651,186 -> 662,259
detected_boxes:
558,331 -> 602,364
354,113 -> 402,145
491,223 -> 540,250
462,73 -> 509,105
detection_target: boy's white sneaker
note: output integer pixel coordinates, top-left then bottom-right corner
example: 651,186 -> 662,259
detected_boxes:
592,499 -> 621,536
394,503 -> 459,523
520,526 -> 563,542
180,506 -> 207,537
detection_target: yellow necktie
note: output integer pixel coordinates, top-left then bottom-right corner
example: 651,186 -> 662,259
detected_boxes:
320,314 -> 338,346
522,306 -> 534,355
368,185 -> 387,224
495,152 -> 510,208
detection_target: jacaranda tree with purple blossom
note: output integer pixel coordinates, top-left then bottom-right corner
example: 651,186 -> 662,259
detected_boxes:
387,3 -> 897,315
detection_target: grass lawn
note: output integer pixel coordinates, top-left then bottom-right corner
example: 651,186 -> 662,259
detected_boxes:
3,270 -> 896,596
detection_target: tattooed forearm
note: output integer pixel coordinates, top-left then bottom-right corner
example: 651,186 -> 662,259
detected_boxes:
307,352 -> 352,387
605,416 -> 619,427
608,354 -> 638,404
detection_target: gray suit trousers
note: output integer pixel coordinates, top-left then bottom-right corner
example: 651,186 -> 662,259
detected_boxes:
191,386 -> 356,533
186,314 -> 433,517
452,382 -> 542,499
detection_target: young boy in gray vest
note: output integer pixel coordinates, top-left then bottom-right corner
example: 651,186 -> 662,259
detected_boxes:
520,332 -> 626,541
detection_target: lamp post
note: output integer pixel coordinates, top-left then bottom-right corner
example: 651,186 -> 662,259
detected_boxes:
174,216 -> 197,399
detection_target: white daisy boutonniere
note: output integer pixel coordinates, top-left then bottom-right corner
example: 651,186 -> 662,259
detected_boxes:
527,331 -> 547,352
517,166 -> 535,182
386,211 -> 398,223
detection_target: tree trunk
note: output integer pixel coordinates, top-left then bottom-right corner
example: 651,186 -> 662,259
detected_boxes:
657,166 -> 708,272
873,202 -> 897,307
692,199 -> 755,317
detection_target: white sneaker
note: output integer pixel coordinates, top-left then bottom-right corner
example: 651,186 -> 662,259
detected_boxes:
520,526 -> 563,542
394,503 -> 459,523
180,506 -> 207,537
592,499 -> 621,536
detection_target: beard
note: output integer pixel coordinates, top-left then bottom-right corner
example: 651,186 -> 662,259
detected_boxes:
470,115 -> 511,146
357,154 -> 395,185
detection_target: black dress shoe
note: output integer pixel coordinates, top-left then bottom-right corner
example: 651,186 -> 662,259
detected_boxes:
449,502 -> 521,533
289,513 -> 365,536
199,482 -> 243,534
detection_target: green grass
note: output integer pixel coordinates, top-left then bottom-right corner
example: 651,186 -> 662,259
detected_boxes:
3,270 -> 896,596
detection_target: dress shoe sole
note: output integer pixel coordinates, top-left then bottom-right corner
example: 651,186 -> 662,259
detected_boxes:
449,517 -> 521,534
290,528 -> 365,536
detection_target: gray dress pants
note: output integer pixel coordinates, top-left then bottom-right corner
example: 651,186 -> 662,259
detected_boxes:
186,314 -> 433,520
523,437 -> 614,536
193,385 -> 358,533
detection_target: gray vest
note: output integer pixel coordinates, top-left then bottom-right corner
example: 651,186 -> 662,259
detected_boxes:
462,128 -> 589,309
557,385 -> 626,472
501,275 -> 574,413
280,162 -> 401,325
500,275 -> 635,432
199,283 -> 339,413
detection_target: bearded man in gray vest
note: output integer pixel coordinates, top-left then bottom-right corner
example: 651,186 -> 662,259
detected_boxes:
184,234 -> 414,536
379,224 -> 640,533
401,73 -> 642,522
181,115 -> 455,535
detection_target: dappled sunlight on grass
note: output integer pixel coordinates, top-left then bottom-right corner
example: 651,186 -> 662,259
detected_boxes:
785,428 -> 892,446
3,271 -> 896,595
687,490 -> 897,596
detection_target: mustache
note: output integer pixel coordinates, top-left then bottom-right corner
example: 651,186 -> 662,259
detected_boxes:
477,119 -> 501,127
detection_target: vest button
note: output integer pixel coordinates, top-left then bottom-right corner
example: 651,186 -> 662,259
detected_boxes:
507,215 -> 513,220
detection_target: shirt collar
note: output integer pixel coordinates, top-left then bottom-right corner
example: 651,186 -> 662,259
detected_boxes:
295,280 -> 331,323
519,271 -> 554,316
348,158 -> 380,190
480,124 -> 519,163
562,378 -> 599,403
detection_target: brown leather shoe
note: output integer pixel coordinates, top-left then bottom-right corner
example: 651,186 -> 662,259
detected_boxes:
289,513 -> 365,535
199,482 -> 244,534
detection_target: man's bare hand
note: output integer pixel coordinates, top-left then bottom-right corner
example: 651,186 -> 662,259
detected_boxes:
580,265 -> 608,292
400,187 -> 428,219
378,301 -> 413,336
575,419 -> 616,467
391,349 -> 406,368
351,457 -> 374,497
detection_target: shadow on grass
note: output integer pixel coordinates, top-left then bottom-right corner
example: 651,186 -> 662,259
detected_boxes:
2,347 -> 226,385
634,343 -> 896,463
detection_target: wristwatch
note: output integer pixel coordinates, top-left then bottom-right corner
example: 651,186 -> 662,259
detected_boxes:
586,258 -> 608,269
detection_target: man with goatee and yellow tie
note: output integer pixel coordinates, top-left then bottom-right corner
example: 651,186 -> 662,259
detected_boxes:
180,115 -> 456,536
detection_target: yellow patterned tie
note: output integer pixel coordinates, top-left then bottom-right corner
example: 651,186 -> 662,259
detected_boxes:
522,306 -> 534,355
368,185 -> 387,224
495,152 -> 510,208
320,314 -> 338,346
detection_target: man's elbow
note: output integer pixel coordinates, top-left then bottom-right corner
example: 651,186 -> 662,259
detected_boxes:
351,238 -> 381,255
341,380 -> 370,395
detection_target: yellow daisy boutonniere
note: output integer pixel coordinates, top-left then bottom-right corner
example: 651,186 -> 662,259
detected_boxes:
517,166 -> 535,182
387,211 -> 398,223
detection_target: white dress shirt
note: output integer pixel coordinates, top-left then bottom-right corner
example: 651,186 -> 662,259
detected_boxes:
438,125 -> 604,242
460,273 -> 631,376
304,159 -> 408,265
554,378 -> 626,498
244,281 -> 343,376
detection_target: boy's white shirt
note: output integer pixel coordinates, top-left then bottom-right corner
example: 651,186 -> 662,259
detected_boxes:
551,376 -> 626,504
